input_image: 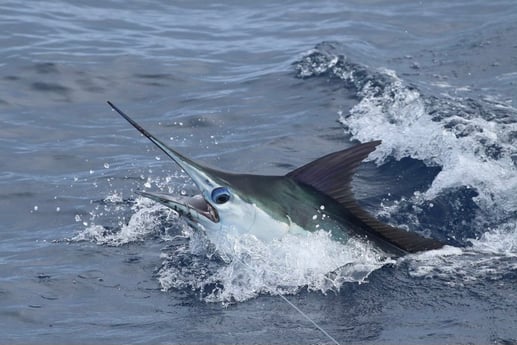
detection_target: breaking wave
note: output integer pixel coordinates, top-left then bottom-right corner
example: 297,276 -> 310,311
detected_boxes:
295,42 -> 517,283
295,42 -> 516,224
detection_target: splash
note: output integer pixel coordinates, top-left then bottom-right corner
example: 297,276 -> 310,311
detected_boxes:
72,173 -> 190,246
158,229 -> 390,303
73,171 -> 390,303
72,195 -> 173,245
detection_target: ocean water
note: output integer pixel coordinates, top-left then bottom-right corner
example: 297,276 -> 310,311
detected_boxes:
1,1 -> 516,344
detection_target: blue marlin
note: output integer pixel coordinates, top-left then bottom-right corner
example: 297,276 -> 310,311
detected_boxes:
108,101 -> 443,256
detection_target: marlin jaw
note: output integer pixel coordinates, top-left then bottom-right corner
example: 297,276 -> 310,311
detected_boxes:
140,191 -> 219,223
109,101 -> 445,256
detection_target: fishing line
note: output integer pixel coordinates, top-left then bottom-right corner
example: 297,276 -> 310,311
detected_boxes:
233,256 -> 340,344
278,294 -> 341,345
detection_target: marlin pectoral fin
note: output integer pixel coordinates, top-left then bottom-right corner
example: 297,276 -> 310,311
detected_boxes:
287,141 -> 444,253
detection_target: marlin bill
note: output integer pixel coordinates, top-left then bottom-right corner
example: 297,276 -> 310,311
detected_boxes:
108,101 -> 444,256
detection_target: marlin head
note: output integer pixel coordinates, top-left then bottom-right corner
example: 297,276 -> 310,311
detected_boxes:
108,101 -> 295,245
109,101 -> 444,256
108,102 -> 249,233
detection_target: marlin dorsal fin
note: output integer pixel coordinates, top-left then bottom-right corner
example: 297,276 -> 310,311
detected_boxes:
287,141 -> 443,254
287,141 -> 381,206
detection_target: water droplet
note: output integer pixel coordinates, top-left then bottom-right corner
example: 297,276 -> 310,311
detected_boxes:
155,156 -> 161,161
33,205 -> 38,211
312,214 -> 318,220
56,207 -> 60,212
89,170 -> 94,175
104,163 -> 110,169
320,205 -> 325,210
75,215 -> 81,222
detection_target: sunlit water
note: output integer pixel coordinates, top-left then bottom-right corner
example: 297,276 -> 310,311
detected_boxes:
1,1 -> 516,344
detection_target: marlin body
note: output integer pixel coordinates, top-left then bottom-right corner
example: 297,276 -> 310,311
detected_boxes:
108,101 -> 444,256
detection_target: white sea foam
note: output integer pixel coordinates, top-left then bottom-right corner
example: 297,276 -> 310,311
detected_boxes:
395,186 -> 517,284
158,229 -> 391,303
406,221 -> 517,284
341,69 -> 517,285
469,220 -> 517,256
334,65 -> 517,237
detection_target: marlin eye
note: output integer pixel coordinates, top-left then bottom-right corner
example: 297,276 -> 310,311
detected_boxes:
211,187 -> 231,204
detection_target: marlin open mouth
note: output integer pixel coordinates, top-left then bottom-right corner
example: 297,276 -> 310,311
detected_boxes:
140,192 -> 219,223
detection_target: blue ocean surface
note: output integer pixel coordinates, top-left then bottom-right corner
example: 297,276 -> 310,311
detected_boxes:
1,1 -> 516,344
